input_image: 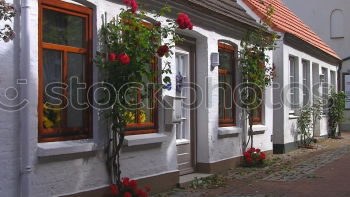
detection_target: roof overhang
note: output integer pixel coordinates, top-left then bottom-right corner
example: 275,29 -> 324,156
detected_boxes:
284,33 -> 341,66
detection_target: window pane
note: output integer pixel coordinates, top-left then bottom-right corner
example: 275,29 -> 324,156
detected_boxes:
219,50 -> 233,71
219,74 -> 225,120
43,9 -> 85,48
67,53 -> 85,128
43,49 -> 62,129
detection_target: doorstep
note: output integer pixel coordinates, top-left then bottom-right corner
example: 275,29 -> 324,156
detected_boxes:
178,173 -> 213,188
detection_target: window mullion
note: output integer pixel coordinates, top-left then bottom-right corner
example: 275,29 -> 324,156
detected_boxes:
62,50 -> 68,130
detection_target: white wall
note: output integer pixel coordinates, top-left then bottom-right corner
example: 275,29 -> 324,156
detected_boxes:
0,0 -> 20,196
281,44 -> 337,143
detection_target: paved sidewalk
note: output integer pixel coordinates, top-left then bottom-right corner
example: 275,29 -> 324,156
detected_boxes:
157,132 -> 350,197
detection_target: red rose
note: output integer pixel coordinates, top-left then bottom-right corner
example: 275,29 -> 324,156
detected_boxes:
155,22 -> 161,27
122,177 -> 130,187
129,180 -> 137,189
123,0 -> 131,5
119,53 -> 130,65
256,149 -> 261,153
131,0 -> 138,13
176,13 -> 193,30
124,192 -> 132,197
109,53 -> 117,62
157,45 -> 169,57
110,184 -> 119,195
145,186 -> 151,192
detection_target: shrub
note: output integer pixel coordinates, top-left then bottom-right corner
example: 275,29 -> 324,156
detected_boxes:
243,148 -> 266,167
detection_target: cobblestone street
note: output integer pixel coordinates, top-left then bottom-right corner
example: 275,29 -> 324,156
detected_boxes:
158,132 -> 350,197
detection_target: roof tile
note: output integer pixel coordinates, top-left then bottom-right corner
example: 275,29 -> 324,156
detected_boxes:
243,0 -> 340,60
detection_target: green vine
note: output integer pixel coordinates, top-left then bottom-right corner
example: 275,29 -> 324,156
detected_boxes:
95,1 -> 191,186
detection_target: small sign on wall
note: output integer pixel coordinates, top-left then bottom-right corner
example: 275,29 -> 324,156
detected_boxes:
344,73 -> 350,109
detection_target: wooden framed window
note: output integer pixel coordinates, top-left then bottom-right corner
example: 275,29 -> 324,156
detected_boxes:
38,0 -> 93,142
218,43 -> 236,127
124,23 -> 158,135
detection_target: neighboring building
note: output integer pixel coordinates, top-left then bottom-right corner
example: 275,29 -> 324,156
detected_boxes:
281,0 -> 350,132
238,0 -> 341,153
0,0 -> 275,196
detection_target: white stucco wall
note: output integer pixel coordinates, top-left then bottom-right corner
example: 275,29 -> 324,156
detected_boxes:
0,0 -> 275,196
281,43 -> 336,144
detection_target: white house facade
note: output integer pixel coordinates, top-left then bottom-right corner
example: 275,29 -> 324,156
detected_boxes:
281,0 -> 350,133
239,0 -> 341,153
0,0 -> 275,196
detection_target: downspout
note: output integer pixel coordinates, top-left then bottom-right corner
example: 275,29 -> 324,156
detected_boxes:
20,0 -> 32,196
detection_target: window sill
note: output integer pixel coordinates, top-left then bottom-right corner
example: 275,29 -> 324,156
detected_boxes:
124,133 -> 167,147
37,139 -> 97,157
289,115 -> 299,119
249,125 -> 267,135
218,127 -> 242,138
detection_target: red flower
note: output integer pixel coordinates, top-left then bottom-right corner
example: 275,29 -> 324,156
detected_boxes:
176,13 -> 193,30
119,53 -> 131,65
122,177 -> 130,187
124,192 -> 132,197
109,53 -> 117,62
248,148 -> 256,153
256,149 -> 261,153
110,184 -> 119,195
145,186 -> 151,192
123,0 -> 138,13
243,152 -> 250,158
155,22 -> 161,27
246,157 -> 253,163
131,0 -> 138,13
260,152 -> 266,160
136,189 -> 148,197
157,45 -> 169,57
129,180 -> 137,189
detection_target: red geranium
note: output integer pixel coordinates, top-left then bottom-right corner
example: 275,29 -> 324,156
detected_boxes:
119,53 -> 131,65
248,148 -> 256,153
157,45 -> 169,57
110,184 -> 119,195
122,177 -> 130,187
136,189 -> 148,197
246,157 -> 253,163
260,152 -> 266,160
176,13 -> 193,30
109,53 -> 117,62
256,148 -> 261,153
129,180 -> 137,189
124,192 -> 132,197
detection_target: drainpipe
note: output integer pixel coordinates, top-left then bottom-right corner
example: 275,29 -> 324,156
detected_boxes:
20,0 -> 32,196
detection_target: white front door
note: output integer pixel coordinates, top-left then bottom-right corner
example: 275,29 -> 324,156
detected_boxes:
175,48 -> 193,175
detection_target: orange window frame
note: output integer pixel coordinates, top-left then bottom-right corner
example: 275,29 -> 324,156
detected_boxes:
218,43 -> 236,127
125,22 -> 159,136
38,0 -> 93,142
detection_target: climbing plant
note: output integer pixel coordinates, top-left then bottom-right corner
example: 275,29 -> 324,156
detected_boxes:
239,2 -> 278,150
297,105 -> 313,147
0,0 -> 16,42
328,90 -> 346,138
95,0 -> 193,186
